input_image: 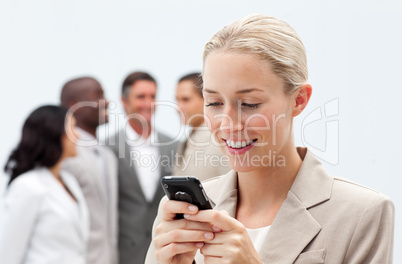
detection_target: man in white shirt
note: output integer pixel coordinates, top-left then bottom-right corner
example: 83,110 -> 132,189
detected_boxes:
106,72 -> 179,264
60,77 -> 119,264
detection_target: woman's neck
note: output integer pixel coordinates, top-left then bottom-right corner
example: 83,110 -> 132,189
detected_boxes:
236,146 -> 302,228
48,160 -> 63,183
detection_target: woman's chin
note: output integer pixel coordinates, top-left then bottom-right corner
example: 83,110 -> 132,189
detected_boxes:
228,161 -> 256,173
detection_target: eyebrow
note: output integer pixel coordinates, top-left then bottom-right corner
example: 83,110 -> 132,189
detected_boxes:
203,88 -> 217,94
203,88 -> 264,94
236,88 -> 264,94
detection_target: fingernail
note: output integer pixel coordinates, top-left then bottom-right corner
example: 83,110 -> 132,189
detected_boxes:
183,214 -> 190,218
196,242 -> 204,248
212,225 -> 222,232
188,205 -> 198,212
204,232 -> 213,239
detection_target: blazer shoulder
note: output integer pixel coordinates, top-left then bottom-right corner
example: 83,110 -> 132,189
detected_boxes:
63,146 -> 90,166
103,131 -> 122,153
158,132 -> 180,151
201,170 -> 237,203
202,175 -> 225,188
5,170 -> 47,199
333,177 -> 392,199
102,146 -> 118,162
202,176 -> 223,197
331,177 -> 394,211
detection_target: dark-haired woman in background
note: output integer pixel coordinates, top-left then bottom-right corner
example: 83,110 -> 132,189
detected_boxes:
0,105 -> 89,264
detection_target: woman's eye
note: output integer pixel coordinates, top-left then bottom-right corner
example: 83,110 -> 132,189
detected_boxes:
242,103 -> 260,109
205,102 -> 222,107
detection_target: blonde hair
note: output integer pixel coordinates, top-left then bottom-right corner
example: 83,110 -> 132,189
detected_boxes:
203,14 -> 308,94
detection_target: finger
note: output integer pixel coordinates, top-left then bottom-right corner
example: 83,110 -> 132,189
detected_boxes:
200,242 -> 224,257
202,242 -> 244,262
162,199 -> 199,221
154,229 -> 215,249
184,209 -> 242,232
203,255 -> 223,264
201,231 -> 261,263
201,230 -> 240,244
156,218 -> 214,235
221,210 -> 230,216
157,242 -> 203,263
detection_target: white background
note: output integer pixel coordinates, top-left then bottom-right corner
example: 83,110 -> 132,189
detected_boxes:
1,0 -> 401,262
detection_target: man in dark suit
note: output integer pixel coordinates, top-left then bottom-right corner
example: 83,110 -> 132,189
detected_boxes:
106,72 -> 179,264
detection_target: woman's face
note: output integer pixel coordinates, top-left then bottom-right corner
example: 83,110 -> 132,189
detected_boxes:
61,115 -> 78,159
203,52 -> 297,172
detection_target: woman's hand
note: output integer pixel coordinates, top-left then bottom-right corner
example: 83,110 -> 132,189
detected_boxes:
153,200 -> 216,264
184,210 -> 263,264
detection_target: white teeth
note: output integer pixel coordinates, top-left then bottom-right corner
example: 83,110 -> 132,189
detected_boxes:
226,139 -> 254,149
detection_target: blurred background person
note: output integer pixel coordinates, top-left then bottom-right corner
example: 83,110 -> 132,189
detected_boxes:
61,77 -> 118,264
106,71 -> 179,264
174,72 -> 230,181
0,105 -> 89,264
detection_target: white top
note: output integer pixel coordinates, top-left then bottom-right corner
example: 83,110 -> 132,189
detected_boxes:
125,125 -> 161,202
246,225 -> 271,253
0,167 -> 89,264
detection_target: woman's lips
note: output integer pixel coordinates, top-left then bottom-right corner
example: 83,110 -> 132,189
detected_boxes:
224,139 -> 257,155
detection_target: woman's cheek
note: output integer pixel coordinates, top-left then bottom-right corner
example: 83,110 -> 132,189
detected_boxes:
243,112 -> 272,134
204,111 -> 218,130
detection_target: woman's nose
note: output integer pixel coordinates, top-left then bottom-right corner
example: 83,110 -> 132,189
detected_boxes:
219,104 -> 244,134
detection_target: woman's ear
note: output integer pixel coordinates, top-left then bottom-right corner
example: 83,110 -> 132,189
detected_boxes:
292,83 -> 312,117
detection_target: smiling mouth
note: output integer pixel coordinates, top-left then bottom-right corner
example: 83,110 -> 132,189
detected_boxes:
225,139 -> 257,149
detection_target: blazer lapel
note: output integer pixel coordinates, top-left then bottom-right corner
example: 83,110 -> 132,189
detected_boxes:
62,171 -> 89,244
260,149 -> 333,263
176,141 -> 186,166
151,132 -> 176,204
103,148 -> 118,236
206,170 -> 239,217
205,148 -> 333,264
79,146 -> 108,204
39,169 -> 84,240
259,192 -> 321,263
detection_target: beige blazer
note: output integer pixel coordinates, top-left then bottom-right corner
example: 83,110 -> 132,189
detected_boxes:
173,125 -> 231,181
145,148 -> 395,264
62,144 -> 118,264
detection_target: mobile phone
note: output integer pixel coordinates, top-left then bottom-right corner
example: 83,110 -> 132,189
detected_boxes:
161,176 -> 213,219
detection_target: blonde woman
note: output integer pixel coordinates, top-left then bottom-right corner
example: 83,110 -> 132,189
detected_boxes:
145,15 -> 394,264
